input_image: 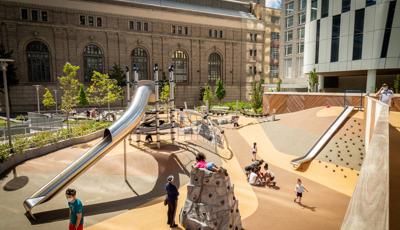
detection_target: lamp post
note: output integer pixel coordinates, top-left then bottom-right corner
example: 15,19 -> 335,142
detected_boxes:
53,89 -> 58,114
33,85 -> 41,113
133,64 -> 139,90
0,58 -> 14,148
125,66 -> 130,106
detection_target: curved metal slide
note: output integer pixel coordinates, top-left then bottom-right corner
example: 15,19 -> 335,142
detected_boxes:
23,82 -> 154,215
291,106 -> 354,168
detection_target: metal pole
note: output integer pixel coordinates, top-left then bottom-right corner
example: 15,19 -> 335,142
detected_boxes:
124,138 -> 127,181
54,89 -> 58,114
1,61 -> 12,148
168,65 -> 175,144
33,85 -> 41,113
125,66 -> 130,106
154,64 -> 160,149
133,64 -> 139,91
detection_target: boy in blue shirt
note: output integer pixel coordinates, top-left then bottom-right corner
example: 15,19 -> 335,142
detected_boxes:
66,188 -> 84,230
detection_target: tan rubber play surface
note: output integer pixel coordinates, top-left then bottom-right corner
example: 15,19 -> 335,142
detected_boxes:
0,106 -> 369,229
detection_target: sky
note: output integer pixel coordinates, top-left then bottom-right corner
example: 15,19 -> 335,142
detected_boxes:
265,0 -> 282,9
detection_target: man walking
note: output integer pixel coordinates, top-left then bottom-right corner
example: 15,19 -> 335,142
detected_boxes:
165,175 -> 179,228
66,188 -> 84,230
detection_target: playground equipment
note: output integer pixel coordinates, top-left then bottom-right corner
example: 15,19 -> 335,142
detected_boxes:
291,106 -> 354,168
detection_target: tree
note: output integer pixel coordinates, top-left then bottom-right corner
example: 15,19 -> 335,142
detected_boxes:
77,84 -> 89,107
394,75 -> 400,94
108,63 -> 126,87
215,79 -> 226,104
250,80 -> 264,113
0,44 -> 19,113
203,84 -> 214,106
160,84 -> 170,104
87,71 -> 123,107
276,78 -> 282,92
308,68 -> 318,92
42,88 -> 55,109
58,62 -> 80,132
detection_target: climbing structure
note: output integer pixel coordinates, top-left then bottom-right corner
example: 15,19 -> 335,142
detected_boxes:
180,167 -> 243,230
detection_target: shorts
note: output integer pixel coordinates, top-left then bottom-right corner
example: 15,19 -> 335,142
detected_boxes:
69,223 -> 83,230
296,192 -> 302,198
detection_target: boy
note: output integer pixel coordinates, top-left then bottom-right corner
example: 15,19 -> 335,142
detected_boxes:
294,178 -> 309,204
66,188 -> 84,230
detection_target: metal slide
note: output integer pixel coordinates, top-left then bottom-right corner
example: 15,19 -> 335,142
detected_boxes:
23,82 -> 154,215
291,106 -> 354,168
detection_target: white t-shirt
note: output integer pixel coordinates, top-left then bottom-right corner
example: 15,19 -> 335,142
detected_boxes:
249,172 -> 258,185
252,146 -> 257,154
379,89 -> 394,105
295,184 -> 306,193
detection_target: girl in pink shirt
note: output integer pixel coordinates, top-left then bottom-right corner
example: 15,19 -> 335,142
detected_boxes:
194,153 -> 207,168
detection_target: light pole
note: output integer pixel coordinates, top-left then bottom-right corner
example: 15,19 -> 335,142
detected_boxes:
125,66 -> 130,106
133,64 -> 139,90
33,85 -> 41,113
53,89 -> 58,114
0,58 -> 14,148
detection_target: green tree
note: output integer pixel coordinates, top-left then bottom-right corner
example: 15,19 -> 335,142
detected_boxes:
58,62 -> 80,132
250,80 -> 264,113
77,84 -> 89,107
394,75 -> 400,94
160,84 -> 170,104
42,88 -> 56,109
108,63 -> 126,87
215,79 -> 226,104
0,44 -> 19,113
203,84 -> 214,106
308,68 -> 318,92
87,71 -> 123,107
276,78 -> 282,92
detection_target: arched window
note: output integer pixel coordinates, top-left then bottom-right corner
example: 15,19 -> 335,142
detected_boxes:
83,44 -> 103,82
172,50 -> 188,83
208,52 -> 222,82
131,48 -> 149,80
26,41 -> 51,82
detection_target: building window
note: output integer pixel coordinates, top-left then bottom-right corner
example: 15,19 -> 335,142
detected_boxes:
129,21 -> 134,30
381,1 -> 396,58
254,34 -> 257,41
286,16 -> 293,28
31,9 -> 39,21
26,41 -> 51,82
80,15 -> 86,25
214,30 -> 218,38
250,49 -> 253,57
270,65 -> 279,78
253,66 -> 257,75
297,58 -> 304,78
286,2 -> 294,15
271,47 -> 279,60
184,27 -> 188,35
178,26 -> 182,35
311,0 -> 318,21
220,30 -> 223,38
366,0 -> 376,7
132,48 -> 149,80
321,0 -> 329,18
83,44 -> 103,82
209,29 -> 212,37
352,9 -> 364,60
298,27 -> 305,39
342,0 -> 351,13
298,42 -> 304,53
271,32 -> 280,40
41,11 -> 48,22
249,66 -> 253,74
315,20 -> 320,63
284,59 -> 292,78
172,50 -> 188,83
137,21 -> 142,31
97,17 -> 102,27
21,9 -> 28,20
285,44 -> 292,56
271,16 -> 280,24
285,30 -> 293,42
208,53 -> 222,82
299,0 -> 307,11
298,12 -> 306,25
88,16 -> 94,26
331,15 -> 341,62
144,22 -> 149,31
172,25 -> 176,34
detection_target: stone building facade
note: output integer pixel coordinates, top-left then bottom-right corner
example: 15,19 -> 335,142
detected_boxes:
263,7 -> 281,83
0,0 -> 266,112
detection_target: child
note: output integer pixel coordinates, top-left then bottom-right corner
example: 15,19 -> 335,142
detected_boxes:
251,142 -> 257,161
193,153 -> 207,169
66,188 -> 84,230
248,168 -> 262,186
179,107 -> 185,128
206,162 -> 228,176
294,178 -> 309,204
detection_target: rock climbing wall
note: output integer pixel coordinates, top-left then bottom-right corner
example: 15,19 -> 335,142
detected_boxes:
180,167 -> 243,230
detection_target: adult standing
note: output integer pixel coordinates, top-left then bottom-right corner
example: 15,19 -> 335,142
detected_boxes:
375,83 -> 394,105
165,175 -> 179,228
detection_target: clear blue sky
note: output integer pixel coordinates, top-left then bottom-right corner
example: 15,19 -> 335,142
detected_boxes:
265,0 -> 281,9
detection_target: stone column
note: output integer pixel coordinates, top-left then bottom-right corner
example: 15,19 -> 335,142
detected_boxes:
366,69 -> 377,93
